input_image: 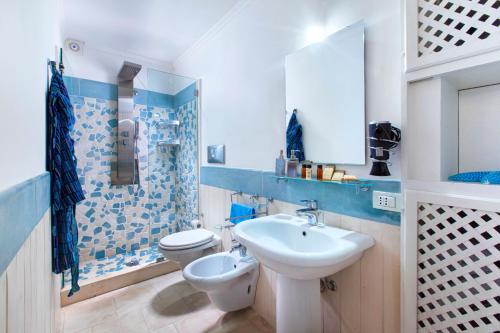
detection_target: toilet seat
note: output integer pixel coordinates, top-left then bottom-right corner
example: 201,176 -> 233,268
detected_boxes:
159,229 -> 215,251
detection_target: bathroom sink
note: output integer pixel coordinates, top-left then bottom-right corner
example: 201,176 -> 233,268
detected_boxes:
234,213 -> 374,279
234,214 -> 374,333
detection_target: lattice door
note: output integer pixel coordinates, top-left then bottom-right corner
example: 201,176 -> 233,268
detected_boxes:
417,203 -> 500,332
418,0 -> 500,57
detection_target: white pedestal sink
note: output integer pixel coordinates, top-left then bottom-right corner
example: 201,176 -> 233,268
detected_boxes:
234,214 -> 374,333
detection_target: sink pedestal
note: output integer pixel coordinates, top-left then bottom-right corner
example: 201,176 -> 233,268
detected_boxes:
276,275 -> 321,333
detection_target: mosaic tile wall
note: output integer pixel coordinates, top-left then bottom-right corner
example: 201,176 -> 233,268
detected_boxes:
175,99 -> 199,231
66,77 -> 198,262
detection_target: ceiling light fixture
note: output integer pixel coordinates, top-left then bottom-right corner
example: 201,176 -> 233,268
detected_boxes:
306,25 -> 327,44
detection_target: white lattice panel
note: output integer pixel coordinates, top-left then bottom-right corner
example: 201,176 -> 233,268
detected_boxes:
418,0 -> 500,57
417,203 -> 500,332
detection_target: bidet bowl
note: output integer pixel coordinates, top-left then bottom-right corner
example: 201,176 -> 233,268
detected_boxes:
183,252 -> 258,292
183,252 -> 259,312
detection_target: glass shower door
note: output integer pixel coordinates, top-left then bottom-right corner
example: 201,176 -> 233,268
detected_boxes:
146,69 -> 199,246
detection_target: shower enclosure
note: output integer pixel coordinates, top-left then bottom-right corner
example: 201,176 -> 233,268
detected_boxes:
145,69 -> 200,244
64,68 -> 199,296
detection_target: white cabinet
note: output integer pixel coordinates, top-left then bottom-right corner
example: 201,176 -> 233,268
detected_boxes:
402,2 -> 500,333
405,0 -> 500,71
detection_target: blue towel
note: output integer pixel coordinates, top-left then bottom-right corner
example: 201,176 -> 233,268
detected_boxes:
230,203 -> 256,224
48,62 -> 85,297
449,171 -> 500,185
481,172 -> 500,185
286,112 -> 305,161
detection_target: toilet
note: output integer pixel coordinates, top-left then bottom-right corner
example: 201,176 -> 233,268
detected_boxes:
158,228 -> 221,268
182,251 -> 259,312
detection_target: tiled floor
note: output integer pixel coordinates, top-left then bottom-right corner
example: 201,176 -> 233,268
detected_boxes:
64,245 -> 163,284
61,270 -> 274,333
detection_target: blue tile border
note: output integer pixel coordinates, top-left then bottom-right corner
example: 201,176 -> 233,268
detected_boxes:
174,83 -> 197,108
201,166 -> 401,226
0,172 -> 51,275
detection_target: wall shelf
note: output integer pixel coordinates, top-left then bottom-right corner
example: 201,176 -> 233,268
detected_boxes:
271,175 -> 371,191
157,139 -> 180,146
156,120 -> 180,128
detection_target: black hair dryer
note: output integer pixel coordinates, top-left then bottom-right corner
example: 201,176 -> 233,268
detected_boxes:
368,121 -> 401,176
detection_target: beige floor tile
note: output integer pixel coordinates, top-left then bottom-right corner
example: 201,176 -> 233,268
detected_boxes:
174,307 -> 225,333
138,270 -> 184,293
71,329 -> 91,333
142,297 -> 190,331
193,308 -> 271,333
149,323 -> 179,333
112,281 -> 157,316
90,310 -> 148,333
62,271 -> 273,333
156,279 -> 198,302
63,295 -> 116,333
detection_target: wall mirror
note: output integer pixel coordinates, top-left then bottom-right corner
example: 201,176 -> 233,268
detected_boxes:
285,21 -> 365,164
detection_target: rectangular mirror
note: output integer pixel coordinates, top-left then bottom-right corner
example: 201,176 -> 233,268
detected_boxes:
285,21 -> 365,164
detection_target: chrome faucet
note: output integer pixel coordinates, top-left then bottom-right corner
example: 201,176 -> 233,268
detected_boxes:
230,240 -> 247,257
296,199 -> 320,226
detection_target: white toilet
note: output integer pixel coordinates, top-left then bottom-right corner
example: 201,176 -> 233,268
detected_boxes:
158,228 -> 221,268
182,251 -> 259,312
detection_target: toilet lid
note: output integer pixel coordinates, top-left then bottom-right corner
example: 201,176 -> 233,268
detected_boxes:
159,229 -> 214,250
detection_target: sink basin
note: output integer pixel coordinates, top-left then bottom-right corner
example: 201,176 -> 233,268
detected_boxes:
234,214 -> 374,333
235,213 -> 374,280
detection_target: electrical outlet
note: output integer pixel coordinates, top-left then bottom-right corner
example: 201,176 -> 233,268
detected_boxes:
373,191 -> 401,212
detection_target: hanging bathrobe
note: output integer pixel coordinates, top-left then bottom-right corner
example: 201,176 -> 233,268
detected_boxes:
286,112 -> 305,161
47,62 -> 85,296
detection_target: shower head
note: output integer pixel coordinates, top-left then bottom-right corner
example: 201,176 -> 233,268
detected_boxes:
118,61 -> 142,81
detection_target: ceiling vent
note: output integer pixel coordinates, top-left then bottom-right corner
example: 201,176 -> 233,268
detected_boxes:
65,38 -> 85,55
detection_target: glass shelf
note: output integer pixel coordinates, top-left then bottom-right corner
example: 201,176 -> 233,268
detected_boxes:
156,120 -> 180,128
271,175 -> 372,191
157,139 -> 180,146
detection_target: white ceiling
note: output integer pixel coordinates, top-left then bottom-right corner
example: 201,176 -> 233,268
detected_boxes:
61,0 -> 240,63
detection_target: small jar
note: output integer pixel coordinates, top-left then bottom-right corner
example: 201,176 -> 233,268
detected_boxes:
317,165 -> 323,180
301,162 -> 312,180
305,165 -> 312,180
301,163 -> 307,179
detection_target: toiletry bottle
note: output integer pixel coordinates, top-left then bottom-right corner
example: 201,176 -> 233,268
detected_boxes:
275,150 -> 286,177
305,163 -> 312,180
287,150 -> 299,177
317,165 -> 323,180
301,161 -> 312,179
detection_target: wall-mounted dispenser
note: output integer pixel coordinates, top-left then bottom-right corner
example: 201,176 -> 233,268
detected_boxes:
111,61 -> 142,185
367,121 -> 401,176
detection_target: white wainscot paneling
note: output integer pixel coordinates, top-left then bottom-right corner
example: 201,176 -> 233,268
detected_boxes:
1,210 -> 61,333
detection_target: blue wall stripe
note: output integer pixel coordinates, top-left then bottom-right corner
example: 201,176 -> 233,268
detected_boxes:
63,76 -> 192,110
201,166 -> 401,226
147,90 -> 174,109
79,78 -> 118,100
0,172 -> 51,275
174,83 -> 197,108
